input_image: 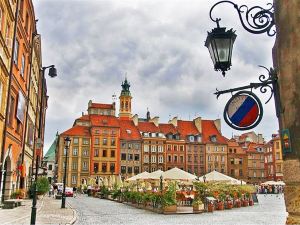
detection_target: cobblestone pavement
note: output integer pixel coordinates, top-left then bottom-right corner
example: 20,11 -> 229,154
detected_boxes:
69,194 -> 287,225
0,196 -> 76,225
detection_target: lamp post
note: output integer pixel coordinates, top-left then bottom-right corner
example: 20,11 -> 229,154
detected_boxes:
30,65 -> 57,225
61,136 -> 71,208
203,174 -> 206,183
159,175 -> 163,193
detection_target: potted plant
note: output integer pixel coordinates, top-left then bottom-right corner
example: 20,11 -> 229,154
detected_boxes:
234,191 -> 242,208
192,198 -> 204,212
216,193 -> 225,210
207,201 -> 214,212
162,183 -> 177,213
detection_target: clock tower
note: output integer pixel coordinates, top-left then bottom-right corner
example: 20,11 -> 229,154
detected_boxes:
119,78 -> 132,120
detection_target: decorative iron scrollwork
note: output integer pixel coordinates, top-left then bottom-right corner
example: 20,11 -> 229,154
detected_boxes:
209,1 -> 276,36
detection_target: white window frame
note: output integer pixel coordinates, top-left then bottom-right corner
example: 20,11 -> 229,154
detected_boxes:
144,145 -> 149,152
151,145 -> 156,152
144,155 -> 149,163
73,147 -> 78,156
151,155 -> 156,163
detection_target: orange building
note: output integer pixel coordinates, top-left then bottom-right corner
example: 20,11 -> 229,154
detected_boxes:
246,143 -> 265,184
1,0 -> 36,200
227,138 -> 248,182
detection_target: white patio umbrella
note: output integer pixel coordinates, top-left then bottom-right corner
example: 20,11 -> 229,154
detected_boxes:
126,171 -> 149,181
199,170 -> 246,185
144,170 -> 164,180
162,167 -> 197,181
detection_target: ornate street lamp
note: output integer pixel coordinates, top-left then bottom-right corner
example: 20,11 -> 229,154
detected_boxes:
61,136 -> 71,209
205,21 -> 236,77
160,175 -> 163,193
203,174 -> 206,183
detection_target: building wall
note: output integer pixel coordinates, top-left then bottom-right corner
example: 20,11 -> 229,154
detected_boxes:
165,140 -> 185,171
120,140 -> 141,177
186,143 -> 205,176
247,152 -> 265,184
206,144 -> 227,174
227,143 -> 248,182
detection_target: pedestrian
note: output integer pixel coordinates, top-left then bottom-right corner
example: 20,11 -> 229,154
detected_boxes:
53,184 -> 58,198
49,184 -> 53,197
73,186 -> 77,198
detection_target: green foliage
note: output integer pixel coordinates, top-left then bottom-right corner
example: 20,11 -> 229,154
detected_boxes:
10,189 -> 22,199
162,182 -> 177,207
36,177 -> 49,194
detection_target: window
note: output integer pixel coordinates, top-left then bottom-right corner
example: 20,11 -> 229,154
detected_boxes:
239,158 -> 243,165
8,96 -> 15,126
194,156 -> 197,162
95,129 -> 100,134
0,7 -> 3,32
128,154 -> 133,160
207,146 -> 210,152
72,175 -> 76,184
5,23 -> 11,48
215,156 -> 218,161
158,156 -> 163,163
151,155 -> 156,163
20,54 -> 25,76
93,163 -> 99,173
83,149 -> 88,156
168,155 -> 172,162
231,169 -> 234,176
167,145 -> 171,151
83,161 -> 88,170
94,149 -> 99,157
221,156 -> 225,162
128,143 -> 132,149
102,163 -> 107,172
253,171 -> 257,177
110,163 -> 115,173
230,158 -> 234,165
121,142 -> 126,148
48,164 -> 53,170
121,166 -> 126,174
25,13 -> 29,33
94,138 -> 99,145
102,150 -> 107,157
208,155 -> 211,161
83,139 -> 89,145
135,143 -> 139,149
111,129 -> 116,135
134,166 -> 139,174
158,145 -> 163,152
197,136 -> 202,142
239,169 -> 243,176
180,145 -> 184,151
189,136 -> 194,142
111,150 -> 115,158
73,147 -> 78,156
151,145 -> 156,152
253,162 -> 256,168
214,146 -> 218,151
144,155 -> 149,163
127,167 -> 133,174
174,145 -> 177,151
134,154 -> 139,161
72,162 -> 77,170
111,138 -> 116,146
180,156 -> 184,163
121,153 -> 126,160
13,39 -> 19,64
103,138 -> 107,145
73,138 -> 79,144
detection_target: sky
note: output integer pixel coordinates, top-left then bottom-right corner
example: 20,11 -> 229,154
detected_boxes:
32,0 -> 278,152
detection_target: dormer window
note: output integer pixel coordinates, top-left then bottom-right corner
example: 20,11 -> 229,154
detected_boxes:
197,135 -> 202,142
126,129 -> 131,134
189,136 -> 194,142
167,134 -> 172,139
175,134 -> 179,140
210,135 -> 217,143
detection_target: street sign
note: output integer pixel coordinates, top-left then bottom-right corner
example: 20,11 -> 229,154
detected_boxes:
224,91 -> 263,130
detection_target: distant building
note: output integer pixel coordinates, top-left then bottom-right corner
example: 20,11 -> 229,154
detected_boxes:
43,133 -> 59,184
246,143 -> 265,184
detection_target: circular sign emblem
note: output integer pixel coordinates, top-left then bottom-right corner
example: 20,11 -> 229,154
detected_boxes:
224,91 -> 263,130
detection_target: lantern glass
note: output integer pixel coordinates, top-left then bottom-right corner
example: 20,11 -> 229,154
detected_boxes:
205,26 -> 236,76
64,137 -> 71,148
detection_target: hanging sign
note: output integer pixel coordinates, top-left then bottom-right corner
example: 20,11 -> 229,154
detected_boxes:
223,91 -> 263,130
281,129 -> 292,154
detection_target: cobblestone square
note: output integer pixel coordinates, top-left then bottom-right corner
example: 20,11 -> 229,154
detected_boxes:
69,194 -> 287,225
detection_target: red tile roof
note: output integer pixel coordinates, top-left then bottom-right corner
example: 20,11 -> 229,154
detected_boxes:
202,120 -> 227,144
61,126 -> 90,136
90,115 -> 120,127
246,143 -> 265,153
76,115 -> 90,121
159,123 -> 177,134
227,139 -> 246,154
138,122 -> 160,133
90,103 -> 114,109
120,120 -> 141,140
177,120 -> 199,137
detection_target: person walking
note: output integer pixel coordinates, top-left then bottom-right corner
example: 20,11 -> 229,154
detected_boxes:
73,186 -> 77,198
53,184 -> 58,198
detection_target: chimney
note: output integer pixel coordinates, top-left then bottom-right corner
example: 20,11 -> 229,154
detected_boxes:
168,116 -> 178,127
88,100 -> 92,107
258,134 -> 264,144
193,117 -> 202,133
214,119 -> 221,133
132,114 -> 139,126
82,112 -> 84,116
150,116 -> 159,127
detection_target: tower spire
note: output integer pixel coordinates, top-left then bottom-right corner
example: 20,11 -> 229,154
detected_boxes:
119,77 -> 132,120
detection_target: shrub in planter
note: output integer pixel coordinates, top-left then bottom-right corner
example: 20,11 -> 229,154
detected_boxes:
162,182 -> 177,212
11,189 -> 22,199
207,202 -> 214,212
225,200 -> 233,209
192,198 -> 204,212
242,199 -> 249,207
249,198 -> 254,206
234,199 -> 241,208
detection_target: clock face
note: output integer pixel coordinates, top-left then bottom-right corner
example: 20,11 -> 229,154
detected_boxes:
224,91 -> 263,130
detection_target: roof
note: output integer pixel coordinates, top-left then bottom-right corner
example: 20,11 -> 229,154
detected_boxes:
90,103 -> 114,109
44,134 -> 58,161
90,115 -> 120,127
61,125 -> 91,136
76,115 -> 90,121
120,120 -> 141,140
227,139 -> 246,155
202,120 -> 227,144
159,123 -> 178,134
137,121 -> 160,133
246,142 -> 265,153
177,120 -> 199,137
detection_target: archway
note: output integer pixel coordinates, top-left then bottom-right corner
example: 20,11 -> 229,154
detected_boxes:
2,156 -> 12,201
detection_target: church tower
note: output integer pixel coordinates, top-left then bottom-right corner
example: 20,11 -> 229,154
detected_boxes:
119,78 -> 132,120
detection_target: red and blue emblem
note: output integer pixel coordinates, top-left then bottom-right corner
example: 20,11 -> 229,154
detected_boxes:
224,91 -> 263,130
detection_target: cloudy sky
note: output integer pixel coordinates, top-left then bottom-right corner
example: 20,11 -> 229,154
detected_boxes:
32,0 -> 278,151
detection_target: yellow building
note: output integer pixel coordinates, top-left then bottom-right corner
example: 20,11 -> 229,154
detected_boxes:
272,134 -> 283,181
